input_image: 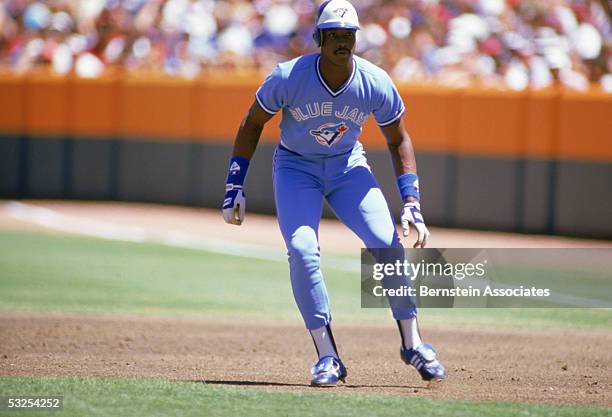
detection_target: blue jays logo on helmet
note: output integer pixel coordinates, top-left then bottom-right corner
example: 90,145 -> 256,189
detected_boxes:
309,122 -> 349,147
315,0 -> 360,30
313,0 -> 360,46
334,7 -> 348,18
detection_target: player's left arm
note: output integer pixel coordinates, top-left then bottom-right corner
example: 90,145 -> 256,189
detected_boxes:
381,117 -> 417,179
380,118 -> 430,248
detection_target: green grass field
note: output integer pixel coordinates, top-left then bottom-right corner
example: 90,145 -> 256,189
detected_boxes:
1,376 -> 609,417
1,230 -> 611,328
1,230 -> 611,416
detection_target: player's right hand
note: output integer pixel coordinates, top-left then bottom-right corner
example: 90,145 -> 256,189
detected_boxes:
223,184 -> 246,225
400,201 -> 430,248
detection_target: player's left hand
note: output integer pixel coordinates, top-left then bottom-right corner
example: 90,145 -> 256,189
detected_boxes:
223,185 -> 246,225
400,201 -> 430,248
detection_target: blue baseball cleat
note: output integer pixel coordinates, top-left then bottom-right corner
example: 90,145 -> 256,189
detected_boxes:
401,342 -> 447,382
310,356 -> 347,387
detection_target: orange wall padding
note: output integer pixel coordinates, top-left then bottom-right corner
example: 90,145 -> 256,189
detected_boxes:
456,89 -> 525,156
524,89 -> 558,157
120,75 -> 194,140
71,76 -> 119,137
0,73 -> 25,134
193,72 -> 282,144
558,90 -> 612,161
0,72 -> 610,161
25,72 -> 71,135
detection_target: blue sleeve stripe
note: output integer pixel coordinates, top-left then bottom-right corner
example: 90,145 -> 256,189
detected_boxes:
378,106 -> 405,127
255,90 -> 278,115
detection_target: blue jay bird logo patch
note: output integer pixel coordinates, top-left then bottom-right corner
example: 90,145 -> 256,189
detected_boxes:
309,122 -> 348,147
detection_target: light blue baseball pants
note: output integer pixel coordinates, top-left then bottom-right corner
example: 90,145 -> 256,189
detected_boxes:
273,143 -> 417,330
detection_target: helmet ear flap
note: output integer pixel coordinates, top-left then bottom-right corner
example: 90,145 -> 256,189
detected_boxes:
313,29 -> 322,47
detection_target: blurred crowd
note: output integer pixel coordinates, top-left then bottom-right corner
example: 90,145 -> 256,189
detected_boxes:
0,0 -> 610,91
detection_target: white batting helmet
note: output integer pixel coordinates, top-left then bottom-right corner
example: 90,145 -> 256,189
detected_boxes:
313,0 -> 360,46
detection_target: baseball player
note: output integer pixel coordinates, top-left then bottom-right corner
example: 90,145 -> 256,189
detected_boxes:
223,0 -> 446,386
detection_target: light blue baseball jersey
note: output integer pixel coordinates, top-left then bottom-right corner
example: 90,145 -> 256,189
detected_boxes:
256,53 -> 405,157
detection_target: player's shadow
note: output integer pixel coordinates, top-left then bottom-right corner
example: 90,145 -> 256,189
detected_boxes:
198,380 -> 421,389
198,379 -> 310,388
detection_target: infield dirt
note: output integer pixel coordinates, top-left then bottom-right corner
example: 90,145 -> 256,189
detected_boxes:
1,311 -> 610,407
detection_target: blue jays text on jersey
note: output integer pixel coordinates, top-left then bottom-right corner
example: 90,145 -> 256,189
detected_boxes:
256,53 -> 405,157
288,102 -> 369,126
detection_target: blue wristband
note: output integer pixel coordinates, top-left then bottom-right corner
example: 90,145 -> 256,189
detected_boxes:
226,156 -> 250,186
397,173 -> 420,200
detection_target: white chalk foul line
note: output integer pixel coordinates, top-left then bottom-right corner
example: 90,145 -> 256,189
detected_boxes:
1,201 -> 361,272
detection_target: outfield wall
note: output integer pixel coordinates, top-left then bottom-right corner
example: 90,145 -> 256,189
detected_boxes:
0,72 -> 611,238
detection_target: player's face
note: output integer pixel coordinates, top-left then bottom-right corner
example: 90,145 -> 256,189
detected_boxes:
321,29 -> 356,64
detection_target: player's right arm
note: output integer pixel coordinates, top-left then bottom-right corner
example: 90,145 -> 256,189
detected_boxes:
232,101 -> 275,160
223,64 -> 285,225
222,101 -> 274,226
